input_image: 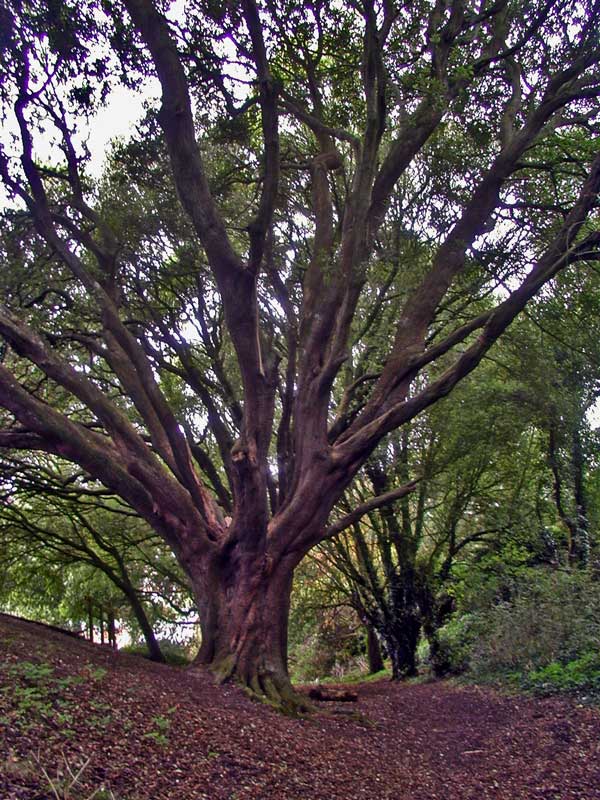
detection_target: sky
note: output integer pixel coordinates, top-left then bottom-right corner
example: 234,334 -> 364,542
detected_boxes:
86,84 -> 158,177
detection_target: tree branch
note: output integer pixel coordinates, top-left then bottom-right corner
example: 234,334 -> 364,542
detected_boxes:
324,478 -> 421,540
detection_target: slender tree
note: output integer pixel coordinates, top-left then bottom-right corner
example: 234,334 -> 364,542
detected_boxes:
0,456 -> 193,660
320,355 -> 544,678
0,0 -> 599,708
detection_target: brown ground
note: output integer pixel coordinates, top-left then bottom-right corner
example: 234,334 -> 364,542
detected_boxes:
1,613 -> 599,800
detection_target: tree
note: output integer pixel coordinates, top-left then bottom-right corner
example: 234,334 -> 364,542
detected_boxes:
0,0 -> 599,709
319,352 -> 546,678
0,454 -> 194,660
504,271 -> 600,566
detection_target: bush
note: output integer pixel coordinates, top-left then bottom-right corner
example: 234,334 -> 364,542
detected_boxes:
523,652 -> 600,698
288,608 -> 365,682
466,568 -> 600,677
121,640 -> 191,666
425,615 -> 476,676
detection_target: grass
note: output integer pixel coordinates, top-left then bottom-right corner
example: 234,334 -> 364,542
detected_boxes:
319,666 -> 392,684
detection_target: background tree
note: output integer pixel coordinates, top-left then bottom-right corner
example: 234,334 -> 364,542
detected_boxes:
318,352 -> 545,677
0,455 -> 194,660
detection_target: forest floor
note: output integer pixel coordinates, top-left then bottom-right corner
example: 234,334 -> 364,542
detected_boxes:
1,613 -> 600,800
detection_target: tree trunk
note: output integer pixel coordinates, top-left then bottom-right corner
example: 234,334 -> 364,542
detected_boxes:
108,608 -> 117,649
191,554 -> 311,714
366,623 -> 385,673
86,596 -> 94,643
99,609 -> 105,644
427,631 -> 452,677
384,615 -> 421,680
123,585 -> 165,663
421,592 -> 456,677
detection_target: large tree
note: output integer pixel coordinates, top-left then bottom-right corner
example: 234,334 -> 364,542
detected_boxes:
0,0 -> 599,709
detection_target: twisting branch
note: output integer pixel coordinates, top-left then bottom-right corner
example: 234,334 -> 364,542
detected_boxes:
241,0 -> 280,273
335,150 -> 600,464
324,478 -> 421,540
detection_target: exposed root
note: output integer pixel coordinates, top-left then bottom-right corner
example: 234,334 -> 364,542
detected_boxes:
209,654 -> 236,684
201,652 -> 315,715
308,686 -> 358,702
236,667 -> 314,715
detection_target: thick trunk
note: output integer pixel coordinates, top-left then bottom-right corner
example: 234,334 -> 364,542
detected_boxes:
383,615 -> 421,680
192,554 -> 311,713
427,631 -> 452,677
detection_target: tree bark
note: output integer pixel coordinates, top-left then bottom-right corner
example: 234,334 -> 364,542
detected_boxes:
108,608 -> 116,649
86,596 -> 94,643
366,623 -> 385,673
191,553 -> 311,713
99,609 -> 105,645
124,586 -> 165,663
383,615 -> 421,680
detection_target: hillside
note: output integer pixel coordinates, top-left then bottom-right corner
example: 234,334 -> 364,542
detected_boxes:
1,613 -> 600,800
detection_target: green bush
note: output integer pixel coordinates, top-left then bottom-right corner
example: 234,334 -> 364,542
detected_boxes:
467,569 -> 600,676
288,609 -> 366,682
425,614 -> 476,676
523,651 -> 600,697
121,641 -> 191,666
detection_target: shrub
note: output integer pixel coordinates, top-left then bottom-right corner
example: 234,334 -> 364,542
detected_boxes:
467,569 -> 600,676
523,651 -> 600,697
425,614 -> 476,676
288,608 -> 365,682
121,640 -> 191,666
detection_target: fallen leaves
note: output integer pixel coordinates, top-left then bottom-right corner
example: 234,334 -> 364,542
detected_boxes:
1,612 -> 600,799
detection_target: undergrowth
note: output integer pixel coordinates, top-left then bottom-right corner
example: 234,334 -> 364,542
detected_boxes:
520,651 -> 600,700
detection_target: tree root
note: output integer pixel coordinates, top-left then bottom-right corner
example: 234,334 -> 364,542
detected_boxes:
243,670 -> 314,715
308,686 -> 358,702
202,655 -> 314,715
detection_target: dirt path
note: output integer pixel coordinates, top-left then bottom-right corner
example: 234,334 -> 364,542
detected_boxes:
1,613 -> 599,799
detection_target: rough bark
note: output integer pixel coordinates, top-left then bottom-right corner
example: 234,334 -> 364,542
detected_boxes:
190,552 -> 311,713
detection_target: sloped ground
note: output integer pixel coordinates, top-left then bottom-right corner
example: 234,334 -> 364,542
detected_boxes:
1,613 -> 599,800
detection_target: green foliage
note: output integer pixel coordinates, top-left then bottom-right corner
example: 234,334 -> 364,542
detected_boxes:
0,658 -> 106,732
447,568 -> 600,684
142,707 -> 177,747
523,652 -> 600,698
288,602 -> 366,682
425,616 -> 475,676
321,666 -> 391,686
121,640 -> 191,666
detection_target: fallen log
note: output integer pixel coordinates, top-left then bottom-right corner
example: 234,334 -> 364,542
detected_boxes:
308,686 -> 358,702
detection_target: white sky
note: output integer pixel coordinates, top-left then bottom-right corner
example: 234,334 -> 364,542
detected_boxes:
86,83 -> 159,177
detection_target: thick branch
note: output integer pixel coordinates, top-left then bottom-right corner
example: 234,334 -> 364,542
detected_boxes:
241,0 -> 280,272
335,150 -> 600,465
